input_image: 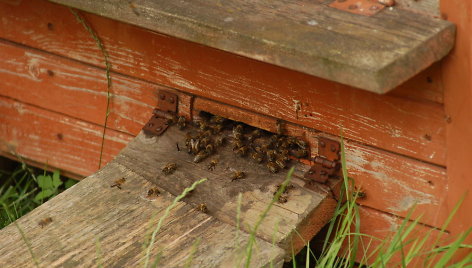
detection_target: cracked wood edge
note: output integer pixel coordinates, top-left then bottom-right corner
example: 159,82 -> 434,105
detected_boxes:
114,126 -> 336,253
49,0 -> 454,93
0,161 -> 285,268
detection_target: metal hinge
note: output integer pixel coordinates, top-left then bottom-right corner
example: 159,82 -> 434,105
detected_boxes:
304,137 -> 341,183
142,90 -> 178,136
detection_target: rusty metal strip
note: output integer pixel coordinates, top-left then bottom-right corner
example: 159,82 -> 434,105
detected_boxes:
142,90 -> 178,136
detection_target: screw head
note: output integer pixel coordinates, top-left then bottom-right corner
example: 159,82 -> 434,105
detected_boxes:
330,144 -> 337,152
320,141 -> 326,147
169,97 -> 175,103
156,127 -> 162,132
159,94 -> 165,100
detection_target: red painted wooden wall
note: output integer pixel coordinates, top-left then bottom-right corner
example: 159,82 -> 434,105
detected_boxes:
0,0 -> 470,262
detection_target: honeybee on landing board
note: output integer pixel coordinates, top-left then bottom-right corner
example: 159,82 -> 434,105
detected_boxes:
38,217 -> 53,228
110,178 -> 126,189
162,163 -> 177,175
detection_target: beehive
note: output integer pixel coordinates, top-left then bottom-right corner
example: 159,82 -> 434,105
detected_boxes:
0,0 -> 470,265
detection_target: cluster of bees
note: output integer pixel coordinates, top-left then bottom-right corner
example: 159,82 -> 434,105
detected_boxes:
157,113 -> 311,211
176,113 -> 309,174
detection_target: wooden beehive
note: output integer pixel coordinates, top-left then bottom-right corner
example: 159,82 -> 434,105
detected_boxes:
0,0 -> 470,265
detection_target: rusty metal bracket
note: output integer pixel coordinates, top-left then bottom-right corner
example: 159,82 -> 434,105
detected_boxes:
304,137 -> 340,183
329,0 -> 386,16
142,90 -> 178,136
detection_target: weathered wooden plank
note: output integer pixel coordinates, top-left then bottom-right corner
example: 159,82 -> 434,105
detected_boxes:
395,0 -> 439,17
0,96 -> 131,176
48,0 -> 454,93
193,97 -> 448,229
114,126 -> 336,252
441,0 -> 472,257
0,87 -> 448,229
0,97 -> 449,265
388,61 -> 444,104
0,8 -> 447,165
0,161 -> 285,267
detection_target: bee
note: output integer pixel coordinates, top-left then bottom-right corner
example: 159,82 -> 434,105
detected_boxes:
207,159 -> 218,171
278,195 -> 288,204
38,217 -> 53,228
214,136 -> 225,147
210,115 -> 225,124
128,1 -> 140,16
266,150 -> 277,162
277,138 -> 289,150
162,163 -> 177,175
205,144 -> 214,154
234,146 -> 248,157
197,203 -> 208,213
247,129 -> 262,142
177,116 -> 187,129
200,137 -> 211,147
110,177 -> 126,189
189,138 -> 200,154
211,124 -> 223,134
197,120 -> 209,131
352,187 -> 367,200
147,187 -> 161,198
275,158 -> 287,169
200,130 -> 213,138
251,152 -> 264,164
233,132 -> 244,141
292,148 -> 308,158
232,139 -> 244,150
278,149 -> 289,156
233,124 -> 243,136
269,135 -> 278,144
193,151 -> 209,163
275,183 -> 295,194
231,171 -> 246,181
295,139 -> 307,149
267,161 -> 279,173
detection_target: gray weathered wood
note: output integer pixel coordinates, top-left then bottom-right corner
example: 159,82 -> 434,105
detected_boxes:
114,127 -> 336,252
0,162 -> 285,267
49,0 -> 454,93
0,126 -> 334,266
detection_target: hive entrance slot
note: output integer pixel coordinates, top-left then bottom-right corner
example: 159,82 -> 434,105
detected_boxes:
184,110 -> 310,175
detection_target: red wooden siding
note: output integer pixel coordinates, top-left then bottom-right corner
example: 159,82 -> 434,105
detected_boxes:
0,0 -> 447,166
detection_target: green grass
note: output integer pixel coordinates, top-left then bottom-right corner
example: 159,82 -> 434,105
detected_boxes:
285,134 -> 472,267
0,158 -> 77,229
70,8 -> 112,170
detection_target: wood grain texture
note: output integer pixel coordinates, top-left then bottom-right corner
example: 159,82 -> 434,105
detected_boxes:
0,90 -> 453,265
193,97 -> 448,229
0,96 -> 131,176
441,0 -> 472,259
0,5 -> 447,165
0,161 -> 285,267
114,126 -> 336,253
48,0 -> 454,93
395,0 -> 439,16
